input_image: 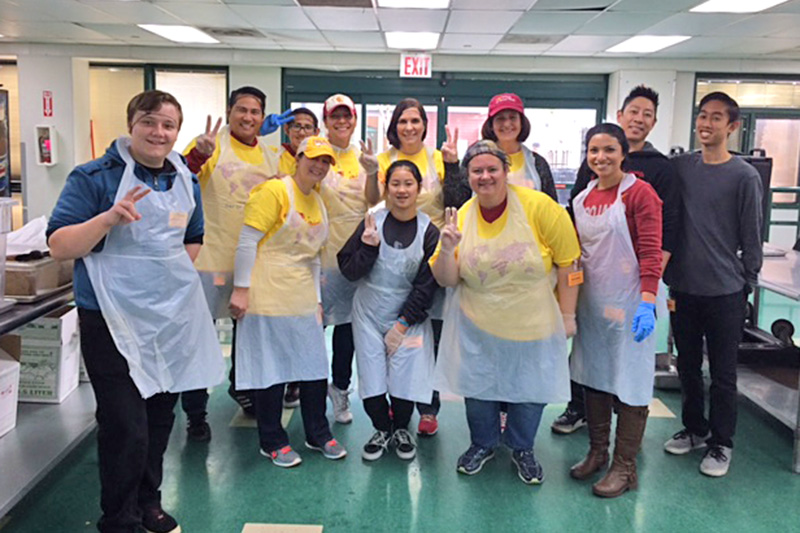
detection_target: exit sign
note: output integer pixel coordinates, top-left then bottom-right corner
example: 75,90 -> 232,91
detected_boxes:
400,53 -> 432,79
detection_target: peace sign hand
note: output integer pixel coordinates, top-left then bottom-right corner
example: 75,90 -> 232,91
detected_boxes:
196,115 -> 222,156
440,207 -> 461,254
359,139 -> 379,175
441,125 -> 459,164
361,212 -> 380,247
103,185 -> 150,227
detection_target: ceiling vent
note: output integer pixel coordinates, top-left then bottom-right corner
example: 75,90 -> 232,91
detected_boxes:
500,34 -> 565,45
296,0 -> 373,7
202,27 -> 265,39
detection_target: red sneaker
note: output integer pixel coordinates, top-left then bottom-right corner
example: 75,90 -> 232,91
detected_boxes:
417,414 -> 439,436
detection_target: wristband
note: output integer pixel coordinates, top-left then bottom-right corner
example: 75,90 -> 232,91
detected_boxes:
397,317 -> 410,328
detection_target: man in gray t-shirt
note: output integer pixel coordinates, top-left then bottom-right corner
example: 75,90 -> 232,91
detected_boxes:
662,91 -> 763,478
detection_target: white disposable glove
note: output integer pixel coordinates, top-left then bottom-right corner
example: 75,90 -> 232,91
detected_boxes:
384,321 -> 407,357
562,313 -> 577,338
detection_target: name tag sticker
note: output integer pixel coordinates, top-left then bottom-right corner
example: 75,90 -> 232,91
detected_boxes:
169,211 -> 188,228
213,273 -> 226,287
603,306 -> 626,323
568,270 -> 584,287
668,299 -> 676,312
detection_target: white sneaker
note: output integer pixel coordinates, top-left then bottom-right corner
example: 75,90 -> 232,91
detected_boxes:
664,428 -> 710,455
328,383 -> 353,424
700,445 -> 732,477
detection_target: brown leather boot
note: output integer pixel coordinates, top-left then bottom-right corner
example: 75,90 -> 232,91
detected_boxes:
570,389 -> 613,480
592,402 -> 648,498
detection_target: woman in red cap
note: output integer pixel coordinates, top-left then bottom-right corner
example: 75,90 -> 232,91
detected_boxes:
481,93 -> 558,201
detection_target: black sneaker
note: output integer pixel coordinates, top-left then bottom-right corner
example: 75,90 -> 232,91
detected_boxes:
141,507 -> 181,533
550,407 -> 587,434
227,384 -> 255,416
186,420 -> 211,442
456,444 -> 495,475
284,383 -> 300,409
511,449 -> 544,485
362,430 -> 391,461
392,429 -> 417,460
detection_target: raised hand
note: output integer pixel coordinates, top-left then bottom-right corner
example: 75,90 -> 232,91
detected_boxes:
196,115 -> 222,156
260,108 -> 295,136
440,206 -> 462,253
441,125 -> 459,164
103,185 -> 150,227
359,139 -> 379,175
361,212 -> 380,247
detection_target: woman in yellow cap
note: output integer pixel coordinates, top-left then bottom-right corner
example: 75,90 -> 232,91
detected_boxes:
230,135 -> 347,468
431,139 -> 580,485
481,93 -> 558,201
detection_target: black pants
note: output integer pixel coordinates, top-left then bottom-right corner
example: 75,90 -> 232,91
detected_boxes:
671,290 -> 745,448
254,379 -> 332,452
364,395 -> 414,432
566,380 -> 586,416
79,309 -> 178,533
180,388 -> 207,423
331,323 -> 355,391
416,318 -> 442,416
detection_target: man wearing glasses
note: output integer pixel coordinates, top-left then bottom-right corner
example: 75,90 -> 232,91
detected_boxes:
277,108 -> 320,177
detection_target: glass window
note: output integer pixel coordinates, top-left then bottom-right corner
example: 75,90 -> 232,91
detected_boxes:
89,66 -> 144,158
365,104 -> 438,155
754,118 -> 800,203
696,78 -> 800,109
0,64 -> 20,180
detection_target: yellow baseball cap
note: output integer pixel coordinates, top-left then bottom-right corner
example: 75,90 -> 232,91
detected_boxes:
297,135 -> 336,165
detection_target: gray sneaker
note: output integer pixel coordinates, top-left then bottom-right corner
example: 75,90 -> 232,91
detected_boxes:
305,438 -> 348,460
328,384 -> 353,424
392,429 -> 417,461
261,445 -> 302,468
664,428 -> 711,455
700,445 -> 732,477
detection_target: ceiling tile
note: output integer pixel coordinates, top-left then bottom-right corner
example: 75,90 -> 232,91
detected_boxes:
222,0 -> 296,5
573,11 -> 668,35
303,7 -> 379,31
446,10 -> 523,34
82,1 -> 187,24
545,34 -> 627,54
157,2 -> 252,27
322,30 -> 385,48
706,14 -> 800,38
762,0 -> 800,13
260,29 -> 328,46
439,33 -> 503,51
511,11 -> 597,34
450,0 -> 535,9
641,13 -> 747,36
530,0 -> 611,9
375,8 -> 448,32
16,0 -> 123,24
492,42 -> 556,55
0,20 -> 119,42
228,5 -> 317,30
0,0 -> 59,22
610,0 -> 702,12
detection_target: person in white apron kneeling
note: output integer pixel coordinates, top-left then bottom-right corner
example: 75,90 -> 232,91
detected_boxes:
338,160 -> 440,461
569,123 -> 662,498
230,136 -> 347,468
431,140 -> 581,485
47,90 -> 225,533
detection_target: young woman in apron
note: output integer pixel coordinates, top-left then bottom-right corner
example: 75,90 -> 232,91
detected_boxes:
338,160 -> 440,461
570,123 -> 662,498
230,136 -> 347,468
47,90 -> 224,533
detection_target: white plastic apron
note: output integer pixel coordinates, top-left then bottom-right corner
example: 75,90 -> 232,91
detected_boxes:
319,144 -> 369,326
435,186 -> 570,403
351,209 -> 435,403
507,146 -> 542,191
195,126 -> 279,319
83,137 -> 225,399
236,177 -> 330,390
570,174 -> 656,406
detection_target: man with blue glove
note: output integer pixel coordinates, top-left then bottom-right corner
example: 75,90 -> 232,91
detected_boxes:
260,108 -> 295,137
663,92 -> 762,477
271,107 -> 320,177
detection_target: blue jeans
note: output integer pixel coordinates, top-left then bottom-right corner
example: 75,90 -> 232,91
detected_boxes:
465,398 -> 545,451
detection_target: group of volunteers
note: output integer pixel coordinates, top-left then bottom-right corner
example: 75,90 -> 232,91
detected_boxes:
45,80 -> 762,533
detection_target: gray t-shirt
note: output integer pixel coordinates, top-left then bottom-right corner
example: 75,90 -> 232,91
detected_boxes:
664,151 -> 763,296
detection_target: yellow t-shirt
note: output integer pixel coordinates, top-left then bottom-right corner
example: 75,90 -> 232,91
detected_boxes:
331,145 -> 361,179
431,185 -> 580,273
184,135 -> 270,189
243,178 -> 324,243
278,148 -> 297,177
377,148 -> 445,183
508,150 -> 525,174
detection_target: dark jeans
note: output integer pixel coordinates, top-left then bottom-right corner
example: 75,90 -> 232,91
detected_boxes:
671,289 -> 745,448
465,398 -> 545,451
331,323 -> 355,391
180,388 -> 208,423
363,394 -> 414,432
566,380 -> 586,416
416,319 -> 442,416
79,309 -> 178,533
254,379 -> 332,452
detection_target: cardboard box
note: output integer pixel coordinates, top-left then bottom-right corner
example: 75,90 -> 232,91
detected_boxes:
0,349 -> 20,438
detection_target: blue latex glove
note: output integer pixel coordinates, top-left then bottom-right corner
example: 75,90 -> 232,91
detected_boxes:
259,108 -> 295,136
631,302 -> 656,343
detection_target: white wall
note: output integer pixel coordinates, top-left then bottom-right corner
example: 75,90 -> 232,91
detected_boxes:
229,66 -> 282,116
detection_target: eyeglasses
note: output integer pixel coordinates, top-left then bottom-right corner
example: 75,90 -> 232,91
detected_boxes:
289,123 -> 317,133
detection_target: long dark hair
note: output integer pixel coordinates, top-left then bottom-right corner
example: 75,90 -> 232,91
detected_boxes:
387,98 -> 427,150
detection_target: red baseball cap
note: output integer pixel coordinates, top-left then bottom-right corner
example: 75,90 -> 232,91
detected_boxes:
323,93 -> 357,119
488,93 -> 524,118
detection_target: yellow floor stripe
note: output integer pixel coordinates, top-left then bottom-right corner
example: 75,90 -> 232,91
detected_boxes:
229,408 -> 295,428
242,524 -> 323,533
648,398 -> 676,418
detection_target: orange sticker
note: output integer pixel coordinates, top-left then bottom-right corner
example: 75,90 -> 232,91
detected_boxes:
667,299 -> 676,312
169,211 -> 188,228
213,273 -> 226,287
568,270 -> 584,287
603,306 -> 626,323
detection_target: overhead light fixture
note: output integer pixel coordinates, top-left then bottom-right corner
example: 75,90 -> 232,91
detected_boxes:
378,0 -> 449,7
385,31 -> 440,50
690,0 -> 788,13
138,24 -> 219,44
606,35 -> 690,54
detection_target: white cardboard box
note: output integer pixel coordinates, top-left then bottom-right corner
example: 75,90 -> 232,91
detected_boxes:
0,349 -> 20,438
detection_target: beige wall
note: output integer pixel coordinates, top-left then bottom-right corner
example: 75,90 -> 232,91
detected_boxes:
89,67 -> 143,158
0,64 -> 21,179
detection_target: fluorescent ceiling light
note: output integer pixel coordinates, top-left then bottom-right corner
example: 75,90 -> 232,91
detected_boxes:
378,0 -> 450,7
690,0 -> 788,13
385,31 -> 440,50
138,24 -> 219,44
606,35 -> 690,54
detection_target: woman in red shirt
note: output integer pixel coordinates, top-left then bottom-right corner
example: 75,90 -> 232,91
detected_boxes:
569,123 -> 662,498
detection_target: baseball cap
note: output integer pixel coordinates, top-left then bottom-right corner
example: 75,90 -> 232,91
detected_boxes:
488,93 -> 524,118
297,136 -> 337,164
323,94 -> 357,119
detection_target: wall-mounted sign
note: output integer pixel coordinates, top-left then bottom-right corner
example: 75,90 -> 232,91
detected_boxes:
400,53 -> 432,79
42,91 -> 53,117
